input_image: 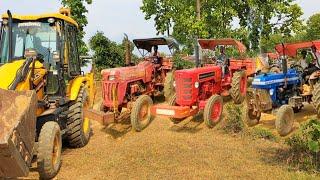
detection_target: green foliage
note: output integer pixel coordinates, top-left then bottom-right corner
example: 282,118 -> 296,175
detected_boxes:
286,119 -> 320,171
287,119 -> 320,153
248,127 -> 278,142
222,103 -> 244,133
61,0 -> 92,65
141,0 -> 303,52
305,13 -> 320,40
173,53 -> 195,70
89,32 -> 138,71
89,32 -> 125,70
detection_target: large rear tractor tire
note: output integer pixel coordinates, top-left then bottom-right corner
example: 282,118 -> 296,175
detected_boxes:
37,121 -> 62,180
312,83 -> 320,117
131,95 -> 153,132
204,95 -> 223,128
164,71 -> 175,101
231,71 -> 247,104
275,105 -> 294,136
168,94 -> 181,124
67,85 -> 91,148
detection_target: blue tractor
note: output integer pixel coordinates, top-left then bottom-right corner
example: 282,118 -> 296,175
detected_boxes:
246,41 -> 320,136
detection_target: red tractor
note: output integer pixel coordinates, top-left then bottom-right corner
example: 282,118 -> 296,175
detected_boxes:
99,37 -> 178,131
151,39 -> 255,127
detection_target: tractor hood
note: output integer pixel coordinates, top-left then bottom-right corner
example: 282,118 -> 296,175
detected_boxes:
0,60 -> 44,90
252,69 -> 300,89
101,62 -> 152,81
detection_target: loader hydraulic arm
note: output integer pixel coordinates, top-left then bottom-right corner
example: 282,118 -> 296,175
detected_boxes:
9,57 -> 34,90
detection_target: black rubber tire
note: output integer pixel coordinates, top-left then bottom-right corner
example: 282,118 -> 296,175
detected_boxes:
37,121 -> 62,180
67,85 -> 91,148
204,95 -> 223,128
168,94 -> 181,124
231,71 -> 247,104
275,105 -> 294,136
312,83 -> 320,117
131,95 -> 153,132
164,71 -> 175,101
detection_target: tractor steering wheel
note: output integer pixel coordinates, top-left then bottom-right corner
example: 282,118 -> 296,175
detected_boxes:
290,64 -> 304,74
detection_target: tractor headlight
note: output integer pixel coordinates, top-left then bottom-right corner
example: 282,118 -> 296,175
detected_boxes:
195,82 -> 200,88
173,81 -> 176,87
108,75 -> 116,81
269,89 -> 274,96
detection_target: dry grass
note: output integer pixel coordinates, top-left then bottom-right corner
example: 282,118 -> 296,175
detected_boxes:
25,86 -> 320,179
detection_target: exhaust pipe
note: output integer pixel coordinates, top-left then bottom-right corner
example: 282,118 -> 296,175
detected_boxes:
7,10 -> 13,62
124,34 -> 131,66
281,43 -> 287,74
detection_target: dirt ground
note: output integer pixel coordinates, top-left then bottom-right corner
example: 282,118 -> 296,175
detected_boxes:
26,99 -> 320,179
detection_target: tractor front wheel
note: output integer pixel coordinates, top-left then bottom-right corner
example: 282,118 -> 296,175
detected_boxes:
246,90 -> 261,126
231,71 -> 247,104
312,83 -> 320,117
67,85 -> 91,148
164,71 -> 175,101
204,95 -> 223,128
275,105 -> 294,136
37,121 -> 62,180
131,95 -> 153,131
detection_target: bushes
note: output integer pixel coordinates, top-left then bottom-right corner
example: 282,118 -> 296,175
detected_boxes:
173,54 -> 195,70
286,119 -> 320,171
247,127 -> 278,142
222,103 -> 245,133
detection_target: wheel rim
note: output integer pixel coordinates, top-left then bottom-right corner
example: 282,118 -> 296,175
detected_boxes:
211,100 -> 222,122
82,92 -> 90,135
240,76 -> 247,95
83,117 -> 90,134
52,132 -> 61,167
139,101 -> 150,121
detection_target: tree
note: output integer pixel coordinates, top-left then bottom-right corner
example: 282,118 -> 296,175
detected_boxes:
61,0 -> 92,64
141,0 -> 303,52
305,13 -> 320,40
89,32 -> 139,71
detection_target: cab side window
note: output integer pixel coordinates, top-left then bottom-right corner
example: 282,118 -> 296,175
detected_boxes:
65,23 -> 81,76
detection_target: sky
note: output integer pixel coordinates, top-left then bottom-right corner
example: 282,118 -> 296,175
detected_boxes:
0,0 -> 318,44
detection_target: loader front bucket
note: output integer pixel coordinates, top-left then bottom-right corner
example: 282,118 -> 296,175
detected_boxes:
0,89 -> 37,178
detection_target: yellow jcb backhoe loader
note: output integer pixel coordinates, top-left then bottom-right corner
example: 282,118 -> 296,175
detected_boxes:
0,8 -> 95,179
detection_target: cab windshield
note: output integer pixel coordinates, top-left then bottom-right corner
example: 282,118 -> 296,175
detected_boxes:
0,21 -> 58,64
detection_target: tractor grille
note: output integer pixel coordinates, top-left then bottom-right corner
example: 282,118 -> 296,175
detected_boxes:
176,77 -> 193,102
104,82 -> 119,101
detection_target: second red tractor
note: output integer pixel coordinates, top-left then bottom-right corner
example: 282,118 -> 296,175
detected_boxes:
151,39 -> 256,127
99,37 -> 177,131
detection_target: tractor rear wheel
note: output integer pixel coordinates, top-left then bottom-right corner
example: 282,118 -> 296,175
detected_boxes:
164,71 -> 175,101
131,95 -> 153,131
67,85 -> 91,148
275,105 -> 294,136
312,83 -> 320,117
168,94 -> 181,124
231,71 -> 247,104
37,121 -> 62,180
204,95 -> 223,128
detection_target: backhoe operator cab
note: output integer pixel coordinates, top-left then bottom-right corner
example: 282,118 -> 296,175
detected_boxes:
0,8 -> 94,179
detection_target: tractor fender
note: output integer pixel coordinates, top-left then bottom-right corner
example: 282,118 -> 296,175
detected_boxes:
69,76 -> 88,101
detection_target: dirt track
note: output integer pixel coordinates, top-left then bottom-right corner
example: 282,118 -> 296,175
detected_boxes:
27,101 -> 319,179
